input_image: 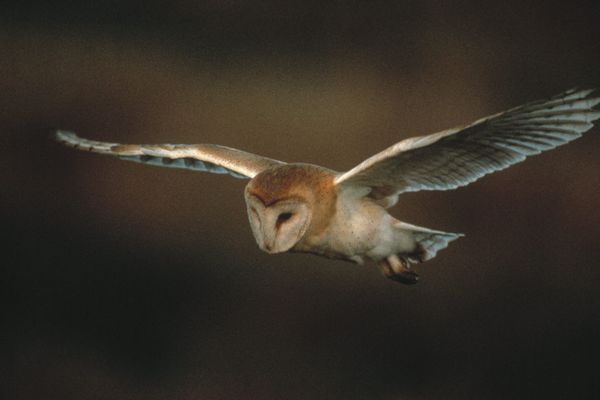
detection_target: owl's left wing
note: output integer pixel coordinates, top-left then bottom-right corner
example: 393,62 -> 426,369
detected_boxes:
335,88 -> 600,203
55,130 -> 285,179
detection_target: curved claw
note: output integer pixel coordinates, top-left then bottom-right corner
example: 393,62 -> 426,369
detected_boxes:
379,254 -> 420,285
388,270 -> 419,285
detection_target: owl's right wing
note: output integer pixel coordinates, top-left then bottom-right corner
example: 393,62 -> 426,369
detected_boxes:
55,130 -> 286,179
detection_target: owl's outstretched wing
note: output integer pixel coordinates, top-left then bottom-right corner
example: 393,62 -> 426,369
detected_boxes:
335,88 -> 600,203
55,130 -> 285,179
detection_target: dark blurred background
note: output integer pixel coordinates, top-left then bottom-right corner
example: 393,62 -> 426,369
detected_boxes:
2,1 -> 600,399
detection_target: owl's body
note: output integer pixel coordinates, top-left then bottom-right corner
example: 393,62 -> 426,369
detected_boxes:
56,88 -> 600,284
247,163 -> 387,262
245,163 -> 460,283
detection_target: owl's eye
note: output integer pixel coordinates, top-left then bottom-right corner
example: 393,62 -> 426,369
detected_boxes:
277,212 -> 293,226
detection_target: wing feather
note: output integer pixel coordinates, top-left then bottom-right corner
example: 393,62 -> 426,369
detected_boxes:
335,89 -> 599,203
55,130 -> 285,179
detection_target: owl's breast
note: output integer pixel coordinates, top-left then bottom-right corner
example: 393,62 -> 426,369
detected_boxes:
296,194 -> 390,263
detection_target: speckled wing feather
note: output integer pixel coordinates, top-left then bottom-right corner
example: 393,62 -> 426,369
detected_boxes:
55,130 -> 285,179
335,88 -> 600,201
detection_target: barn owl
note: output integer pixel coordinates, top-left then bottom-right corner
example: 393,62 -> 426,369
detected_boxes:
56,88 -> 599,284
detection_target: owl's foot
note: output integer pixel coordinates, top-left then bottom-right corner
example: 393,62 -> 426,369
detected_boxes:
379,254 -> 419,285
388,269 -> 419,284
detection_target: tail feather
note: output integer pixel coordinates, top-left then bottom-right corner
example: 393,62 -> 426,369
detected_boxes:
396,221 -> 463,262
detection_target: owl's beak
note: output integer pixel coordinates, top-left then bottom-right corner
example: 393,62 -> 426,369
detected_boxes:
259,236 -> 287,254
261,240 -> 279,254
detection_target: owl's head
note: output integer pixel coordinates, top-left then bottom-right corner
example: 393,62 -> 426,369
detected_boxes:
244,164 -> 334,254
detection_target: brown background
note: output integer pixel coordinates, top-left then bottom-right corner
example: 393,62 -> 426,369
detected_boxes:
2,1 -> 600,399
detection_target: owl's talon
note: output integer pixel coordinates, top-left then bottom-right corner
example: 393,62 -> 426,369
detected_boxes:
389,270 -> 419,285
379,255 -> 419,284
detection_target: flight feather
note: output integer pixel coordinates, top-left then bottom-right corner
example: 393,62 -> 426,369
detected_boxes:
335,88 -> 600,202
55,130 -> 285,179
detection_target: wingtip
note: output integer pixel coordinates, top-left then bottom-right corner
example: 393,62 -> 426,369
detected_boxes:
552,87 -> 596,102
54,129 -> 76,141
576,87 -> 597,100
580,87 -> 597,98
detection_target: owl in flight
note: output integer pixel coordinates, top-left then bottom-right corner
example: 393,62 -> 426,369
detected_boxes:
56,88 -> 599,284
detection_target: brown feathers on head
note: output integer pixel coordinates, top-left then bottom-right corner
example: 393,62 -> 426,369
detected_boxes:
245,164 -> 338,236
246,164 -> 336,206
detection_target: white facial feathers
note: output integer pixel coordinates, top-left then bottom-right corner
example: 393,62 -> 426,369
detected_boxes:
245,195 -> 311,253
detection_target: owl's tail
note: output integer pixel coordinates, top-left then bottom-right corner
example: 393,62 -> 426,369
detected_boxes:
396,221 -> 464,262
381,221 -> 463,284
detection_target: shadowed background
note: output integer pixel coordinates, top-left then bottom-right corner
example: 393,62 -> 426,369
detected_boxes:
2,1 -> 600,399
